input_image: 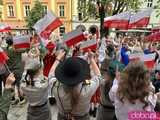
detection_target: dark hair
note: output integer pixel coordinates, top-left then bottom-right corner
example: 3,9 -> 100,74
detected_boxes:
25,69 -> 38,86
63,85 -> 81,110
6,37 -> 13,49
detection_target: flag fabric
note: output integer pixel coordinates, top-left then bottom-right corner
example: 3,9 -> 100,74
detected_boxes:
128,8 -> 152,28
63,29 -> 85,47
151,27 -> 160,33
104,12 -> 131,29
146,32 -> 160,42
129,53 -> 155,69
13,35 -> 31,49
34,11 -> 62,40
80,38 -> 97,52
0,23 -> 11,32
0,47 -> 8,64
99,37 -> 107,62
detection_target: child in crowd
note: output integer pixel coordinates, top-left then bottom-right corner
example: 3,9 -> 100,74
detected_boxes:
96,59 -> 124,120
109,61 -> 157,120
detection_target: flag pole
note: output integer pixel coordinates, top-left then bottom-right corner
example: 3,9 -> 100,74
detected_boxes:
4,63 -> 11,74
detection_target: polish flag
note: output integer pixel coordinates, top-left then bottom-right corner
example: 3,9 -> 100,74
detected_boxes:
104,12 -> 131,29
63,29 -> 85,47
146,32 -> 160,42
80,39 -> 97,52
129,53 -> 155,69
0,23 -> 11,32
34,11 -> 63,40
0,47 -> 8,64
128,8 -> 152,28
13,35 -> 31,49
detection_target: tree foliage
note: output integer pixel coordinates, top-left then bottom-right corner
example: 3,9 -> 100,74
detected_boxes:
25,0 -> 44,30
155,0 -> 160,17
78,0 -> 142,20
0,0 -> 2,5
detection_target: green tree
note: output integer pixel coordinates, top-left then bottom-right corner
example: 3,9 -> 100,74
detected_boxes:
155,0 -> 160,17
78,0 -> 142,37
0,0 -> 2,5
25,0 -> 44,30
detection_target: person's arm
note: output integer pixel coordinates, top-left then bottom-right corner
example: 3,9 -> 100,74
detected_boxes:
88,51 -> 101,76
85,51 -> 102,95
0,73 -> 15,118
48,50 -> 65,78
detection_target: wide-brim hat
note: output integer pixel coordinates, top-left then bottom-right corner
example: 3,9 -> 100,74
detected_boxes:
55,57 -> 90,86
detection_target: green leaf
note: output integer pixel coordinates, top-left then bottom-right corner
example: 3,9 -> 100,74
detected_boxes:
25,0 -> 44,30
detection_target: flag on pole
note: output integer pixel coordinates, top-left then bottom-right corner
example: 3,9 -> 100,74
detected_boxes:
128,8 -> 152,28
0,23 -> 11,32
80,39 -> 97,52
62,29 -> 85,47
104,12 -> 131,29
129,53 -> 155,69
34,11 -> 63,40
0,47 -> 8,64
99,37 -> 106,62
13,35 -> 31,49
146,32 -> 160,42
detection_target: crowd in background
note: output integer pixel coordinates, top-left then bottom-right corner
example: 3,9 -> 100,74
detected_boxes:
0,30 -> 160,120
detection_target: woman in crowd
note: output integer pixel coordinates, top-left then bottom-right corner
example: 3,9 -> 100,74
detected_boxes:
49,50 -> 102,120
96,59 -> 124,120
21,58 -> 51,120
109,61 -> 157,120
0,73 -> 15,120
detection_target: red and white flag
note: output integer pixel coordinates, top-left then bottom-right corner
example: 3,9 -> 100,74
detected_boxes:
146,32 -> 160,42
13,35 -> 31,49
0,23 -> 11,32
0,47 -> 8,64
104,12 -> 131,29
80,39 -> 97,52
128,8 -> 152,28
34,11 -> 62,40
63,29 -> 85,47
129,53 -> 155,69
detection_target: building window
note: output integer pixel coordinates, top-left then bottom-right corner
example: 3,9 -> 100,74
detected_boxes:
24,5 -> 30,17
43,5 -> 48,15
8,5 -> 14,17
59,26 -> 65,36
78,13 -> 82,21
147,0 -> 153,7
59,5 -> 65,17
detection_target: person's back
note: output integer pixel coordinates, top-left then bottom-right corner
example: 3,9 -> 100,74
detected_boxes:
6,47 -> 23,74
21,58 -> 51,120
21,76 -> 49,106
52,76 -> 101,117
110,84 -> 156,120
109,61 -> 157,120
49,51 -> 101,120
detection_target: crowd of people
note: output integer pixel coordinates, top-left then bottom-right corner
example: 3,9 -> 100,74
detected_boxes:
0,30 -> 160,120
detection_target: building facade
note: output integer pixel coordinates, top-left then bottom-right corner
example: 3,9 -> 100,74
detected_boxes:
1,0 -> 72,35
